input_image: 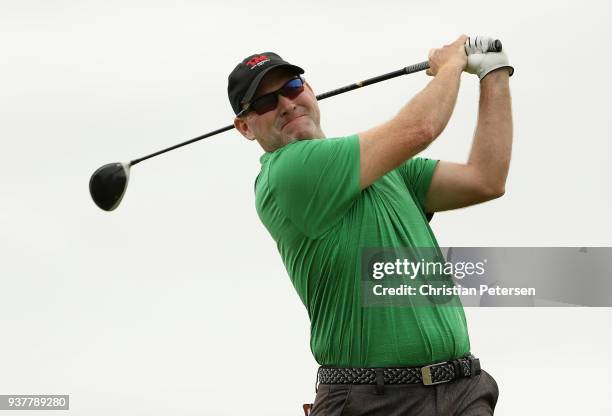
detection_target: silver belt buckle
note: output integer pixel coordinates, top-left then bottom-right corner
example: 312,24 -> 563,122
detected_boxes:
420,361 -> 451,386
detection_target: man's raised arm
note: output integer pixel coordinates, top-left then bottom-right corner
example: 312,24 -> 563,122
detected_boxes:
358,34 -> 468,190
423,54 -> 513,213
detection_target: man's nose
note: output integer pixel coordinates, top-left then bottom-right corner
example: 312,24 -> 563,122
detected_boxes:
278,94 -> 296,115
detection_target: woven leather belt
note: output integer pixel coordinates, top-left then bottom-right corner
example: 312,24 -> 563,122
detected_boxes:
318,354 -> 481,387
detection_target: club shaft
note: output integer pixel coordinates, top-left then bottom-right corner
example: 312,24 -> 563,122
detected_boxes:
130,124 -> 234,166
129,62 -> 436,166
315,61 -> 430,101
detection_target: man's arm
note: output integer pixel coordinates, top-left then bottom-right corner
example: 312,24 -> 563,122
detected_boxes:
358,35 -> 468,190
424,69 -> 513,212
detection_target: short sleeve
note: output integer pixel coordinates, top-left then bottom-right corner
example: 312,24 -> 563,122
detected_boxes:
397,157 -> 439,214
268,135 -> 361,238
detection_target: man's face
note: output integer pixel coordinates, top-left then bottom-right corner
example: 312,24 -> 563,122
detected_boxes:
234,67 -> 324,152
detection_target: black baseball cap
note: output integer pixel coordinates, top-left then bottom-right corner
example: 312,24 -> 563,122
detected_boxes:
227,52 -> 304,115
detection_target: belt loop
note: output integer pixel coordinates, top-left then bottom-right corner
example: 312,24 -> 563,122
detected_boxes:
470,357 -> 481,376
315,367 -> 322,393
375,368 -> 385,395
452,360 -> 463,378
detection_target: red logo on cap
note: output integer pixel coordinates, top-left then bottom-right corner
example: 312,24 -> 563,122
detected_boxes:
245,55 -> 270,68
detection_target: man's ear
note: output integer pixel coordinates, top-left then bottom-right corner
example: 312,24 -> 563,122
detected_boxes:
234,116 -> 256,141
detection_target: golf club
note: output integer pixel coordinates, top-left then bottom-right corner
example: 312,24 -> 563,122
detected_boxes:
89,37 -> 502,211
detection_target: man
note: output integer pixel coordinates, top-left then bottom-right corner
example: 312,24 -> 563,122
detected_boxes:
228,34 -> 512,415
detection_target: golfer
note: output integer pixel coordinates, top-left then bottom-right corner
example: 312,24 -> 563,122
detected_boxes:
228,34 -> 512,415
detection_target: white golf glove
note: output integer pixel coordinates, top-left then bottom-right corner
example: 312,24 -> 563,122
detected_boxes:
465,36 -> 514,80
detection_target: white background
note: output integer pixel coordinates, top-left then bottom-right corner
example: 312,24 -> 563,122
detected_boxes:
1,0 -> 611,414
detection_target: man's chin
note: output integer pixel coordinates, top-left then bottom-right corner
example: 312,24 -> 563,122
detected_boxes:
291,126 -> 324,140
282,119 -> 322,140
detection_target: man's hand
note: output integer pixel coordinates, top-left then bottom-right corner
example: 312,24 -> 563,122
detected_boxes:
426,35 -> 469,77
466,51 -> 514,80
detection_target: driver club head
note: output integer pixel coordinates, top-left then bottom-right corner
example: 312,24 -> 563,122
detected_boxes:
89,162 -> 130,211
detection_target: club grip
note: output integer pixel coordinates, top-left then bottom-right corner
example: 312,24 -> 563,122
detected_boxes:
465,36 -> 503,55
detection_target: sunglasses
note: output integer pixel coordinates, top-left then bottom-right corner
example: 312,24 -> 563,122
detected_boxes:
239,76 -> 305,117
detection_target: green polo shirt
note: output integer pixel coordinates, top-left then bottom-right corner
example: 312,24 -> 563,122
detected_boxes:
255,134 -> 470,367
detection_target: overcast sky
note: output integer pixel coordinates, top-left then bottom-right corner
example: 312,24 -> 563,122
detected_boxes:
1,0 -> 611,414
